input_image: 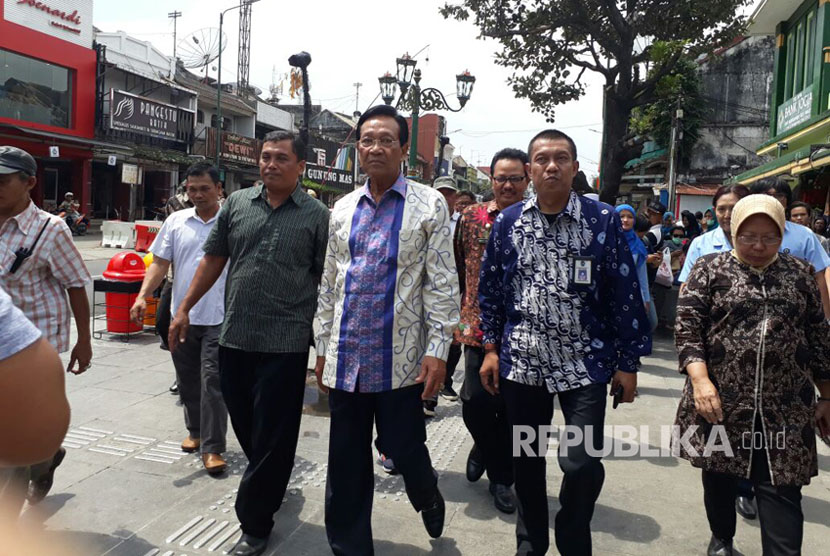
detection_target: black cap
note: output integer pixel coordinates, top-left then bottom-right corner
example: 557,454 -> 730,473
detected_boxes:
647,200 -> 667,214
0,146 -> 37,176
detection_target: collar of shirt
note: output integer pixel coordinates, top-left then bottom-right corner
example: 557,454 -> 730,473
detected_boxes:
522,190 -> 580,222
4,200 -> 40,235
247,182 -> 306,207
185,206 -> 220,225
361,173 -> 408,204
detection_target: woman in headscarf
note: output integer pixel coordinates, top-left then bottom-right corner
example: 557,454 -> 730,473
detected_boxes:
616,204 -> 656,330
703,207 -> 718,232
681,210 -> 702,240
662,211 -> 675,238
674,194 -> 830,556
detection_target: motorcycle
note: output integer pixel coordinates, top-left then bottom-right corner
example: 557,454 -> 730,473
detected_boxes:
57,210 -> 89,235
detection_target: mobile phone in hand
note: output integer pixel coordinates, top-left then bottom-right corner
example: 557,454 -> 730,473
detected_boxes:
612,384 -> 624,409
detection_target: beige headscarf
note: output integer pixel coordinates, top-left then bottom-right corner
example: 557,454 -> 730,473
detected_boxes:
730,194 -> 786,270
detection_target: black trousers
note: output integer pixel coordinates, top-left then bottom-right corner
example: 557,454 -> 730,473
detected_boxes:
502,379 -> 607,556
703,449 -> 803,555
218,347 -> 308,538
325,383 -> 438,556
444,342 -> 462,390
156,280 -> 173,350
460,345 -> 513,486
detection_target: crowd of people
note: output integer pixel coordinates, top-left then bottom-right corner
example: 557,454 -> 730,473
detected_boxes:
1,105 -> 829,556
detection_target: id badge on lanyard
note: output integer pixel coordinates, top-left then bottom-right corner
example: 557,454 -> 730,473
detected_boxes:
572,256 -> 594,285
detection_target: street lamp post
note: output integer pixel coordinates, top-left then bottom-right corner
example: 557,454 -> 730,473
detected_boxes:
215,1 -> 260,169
378,55 -> 475,180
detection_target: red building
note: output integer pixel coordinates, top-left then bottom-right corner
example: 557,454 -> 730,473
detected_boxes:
0,0 -> 97,213
405,113 -> 446,181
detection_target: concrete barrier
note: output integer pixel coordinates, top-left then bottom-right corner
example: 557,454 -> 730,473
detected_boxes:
101,220 -> 136,249
133,220 -> 163,253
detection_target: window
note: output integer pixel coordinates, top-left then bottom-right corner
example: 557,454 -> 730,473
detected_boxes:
782,4 -> 819,101
793,22 -> 804,96
0,49 -> 72,128
784,34 -> 795,100
197,110 -> 204,124
805,12 -> 816,89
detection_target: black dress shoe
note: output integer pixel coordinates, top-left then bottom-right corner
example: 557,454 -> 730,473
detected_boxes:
466,445 -> 485,482
707,535 -> 733,556
169,381 -> 179,394
735,495 -> 757,520
421,489 -> 445,539
229,534 -> 268,556
489,483 -> 516,514
27,447 -> 66,504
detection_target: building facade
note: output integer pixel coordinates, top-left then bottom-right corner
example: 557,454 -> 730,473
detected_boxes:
734,0 -> 830,209
0,0 -> 98,212
94,31 -> 197,221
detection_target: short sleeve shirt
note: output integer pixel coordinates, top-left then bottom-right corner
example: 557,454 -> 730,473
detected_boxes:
0,285 -> 41,361
680,222 -> 830,282
150,207 -> 226,326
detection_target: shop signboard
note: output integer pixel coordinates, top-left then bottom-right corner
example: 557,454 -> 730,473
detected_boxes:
221,132 -> 259,165
110,90 -> 193,142
777,89 -> 813,135
305,134 -> 355,189
3,0 -> 93,47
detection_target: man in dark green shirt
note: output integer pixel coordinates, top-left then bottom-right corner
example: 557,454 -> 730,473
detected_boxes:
170,130 -> 329,556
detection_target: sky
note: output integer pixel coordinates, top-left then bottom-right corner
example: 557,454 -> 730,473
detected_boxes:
93,0 -> 765,179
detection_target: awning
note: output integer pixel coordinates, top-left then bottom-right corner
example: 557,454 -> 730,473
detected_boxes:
0,124 -> 134,153
732,146 -> 813,185
624,148 -> 667,169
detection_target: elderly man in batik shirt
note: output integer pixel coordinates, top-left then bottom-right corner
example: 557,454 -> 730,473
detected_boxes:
314,105 -> 460,555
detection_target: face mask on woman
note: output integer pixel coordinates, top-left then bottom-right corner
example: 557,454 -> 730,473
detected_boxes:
672,237 -> 683,246
707,219 -> 716,229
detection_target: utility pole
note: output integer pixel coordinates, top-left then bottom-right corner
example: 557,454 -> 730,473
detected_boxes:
667,96 -> 683,214
168,11 -> 182,77
353,82 -> 362,113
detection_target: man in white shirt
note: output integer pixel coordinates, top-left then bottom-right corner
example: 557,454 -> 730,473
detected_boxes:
131,162 -> 229,474
645,200 -> 667,249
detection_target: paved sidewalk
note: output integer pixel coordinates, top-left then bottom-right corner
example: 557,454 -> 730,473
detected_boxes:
17,326 -> 830,556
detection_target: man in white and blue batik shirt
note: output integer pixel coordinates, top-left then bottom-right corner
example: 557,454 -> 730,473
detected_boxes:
314,105 -> 460,554
478,129 -> 652,556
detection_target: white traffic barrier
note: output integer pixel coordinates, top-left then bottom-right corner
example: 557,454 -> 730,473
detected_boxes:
101,220 -> 136,249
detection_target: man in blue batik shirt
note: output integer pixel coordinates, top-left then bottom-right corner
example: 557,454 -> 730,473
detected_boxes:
478,129 -> 652,556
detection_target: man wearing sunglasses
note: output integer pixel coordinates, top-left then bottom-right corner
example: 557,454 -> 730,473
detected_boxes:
0,145 -> 92,512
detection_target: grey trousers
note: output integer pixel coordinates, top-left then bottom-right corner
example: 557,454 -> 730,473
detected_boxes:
171,324 -> 228,453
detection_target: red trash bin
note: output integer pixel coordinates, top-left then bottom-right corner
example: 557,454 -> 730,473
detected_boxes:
102,252 -> 146,333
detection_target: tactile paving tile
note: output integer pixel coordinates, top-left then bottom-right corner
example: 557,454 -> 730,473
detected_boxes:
156,400 -> 472,552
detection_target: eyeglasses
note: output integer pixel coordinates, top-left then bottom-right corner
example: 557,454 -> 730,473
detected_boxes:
672,234 -> 685,239
492,175 -> 526,184
736,234 -> 781,246
358,137 -> 398,149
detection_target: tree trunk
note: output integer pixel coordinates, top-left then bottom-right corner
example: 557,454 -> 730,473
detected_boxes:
599,93 -> 633,205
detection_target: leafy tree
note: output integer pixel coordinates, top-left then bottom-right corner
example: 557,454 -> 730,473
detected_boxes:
440,0 -> 747,203
630,47 -> 707,169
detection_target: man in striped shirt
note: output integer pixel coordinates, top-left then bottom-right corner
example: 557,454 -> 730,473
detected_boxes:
169,131 -> 329,556
0,145 -> 92,512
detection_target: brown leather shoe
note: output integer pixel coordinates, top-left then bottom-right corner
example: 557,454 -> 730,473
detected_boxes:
181,436 -> 201,453
202,453 -> 227,475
